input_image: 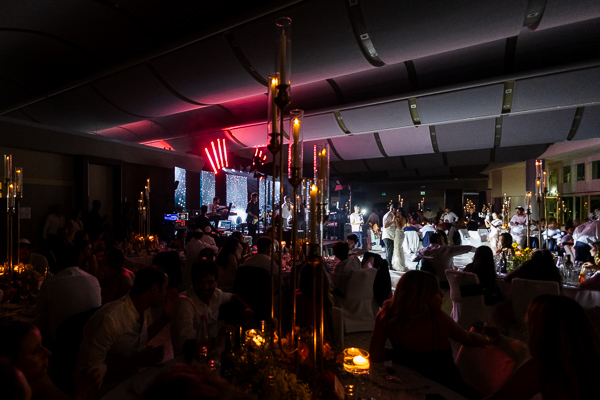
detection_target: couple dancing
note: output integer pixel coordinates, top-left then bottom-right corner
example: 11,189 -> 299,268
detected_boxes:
382,204 -> 409,272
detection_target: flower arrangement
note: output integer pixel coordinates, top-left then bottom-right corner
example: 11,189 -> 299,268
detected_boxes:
509,243 -> 533,273
224,326 -> 343,400
13,263 -> 42,297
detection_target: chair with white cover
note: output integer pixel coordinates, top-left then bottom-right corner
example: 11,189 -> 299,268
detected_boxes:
403,230 -> 421,254
445,270 -> 489,330
459,229 -> 470,245
333,268 -> 378,333
563,245 -> 576,263
508,278 -> 560,341
468,230 -> 483,247
455,334 -> 529,397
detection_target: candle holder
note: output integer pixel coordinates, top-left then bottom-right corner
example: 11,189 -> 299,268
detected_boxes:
525,192 -> 532,248
343,348 -> 370,375
274,17 -> 291,110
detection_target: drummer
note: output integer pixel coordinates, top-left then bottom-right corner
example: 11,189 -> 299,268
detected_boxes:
510,205 -> 528,249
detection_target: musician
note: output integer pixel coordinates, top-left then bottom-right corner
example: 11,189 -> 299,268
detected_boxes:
246,192 -> 260,246
281,196 -> 292,229
350,205 -> 364,248
208,197 -> 222,214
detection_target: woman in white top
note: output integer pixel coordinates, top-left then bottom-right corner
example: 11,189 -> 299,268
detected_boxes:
485,212 -> 503,253
392,209 -> 408,272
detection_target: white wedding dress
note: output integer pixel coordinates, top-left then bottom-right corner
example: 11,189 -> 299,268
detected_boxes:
392,227 -> 407,272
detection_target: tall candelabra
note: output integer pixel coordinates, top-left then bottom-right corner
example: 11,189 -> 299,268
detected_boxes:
138,179 -> 151,236
3,154 -> 23,275
535,159 -> 547,249
502,193 -> 511,228
525,192 -> 532,248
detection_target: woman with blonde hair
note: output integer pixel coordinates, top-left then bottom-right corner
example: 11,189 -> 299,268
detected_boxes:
369,270 -> 495,396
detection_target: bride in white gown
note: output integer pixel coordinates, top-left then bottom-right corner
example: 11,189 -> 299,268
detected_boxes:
392,209 -> 408,272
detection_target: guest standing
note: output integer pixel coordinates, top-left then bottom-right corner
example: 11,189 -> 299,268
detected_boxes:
382,204 -> 398,267
245,192 -> 260,246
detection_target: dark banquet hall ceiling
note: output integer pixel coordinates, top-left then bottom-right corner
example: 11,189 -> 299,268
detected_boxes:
1,0 -> 600,183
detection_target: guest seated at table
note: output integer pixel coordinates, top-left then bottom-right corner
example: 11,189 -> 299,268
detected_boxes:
168,229 -> 187,251
77,266 -> 176,384
369,271 -> 497,397
230,231 -> 252,261
464,246 -> 503,305
331,241 -> 361,298
558,225 -> 575,256
18,238 -> 49,276
101,247 -> 134,304
240,237 -> 276,275
580,241 -> 600,291
499,232 -> 515,256
141,363 -> 250,400
504,249 -> 562,288
35,247 -> 102,342
74,240 -> 98,278
345,234 -> 365,256
215,237 -> 243,293
486,295 -> 600,400
542,221 -> 561,251
171,259 -> 253,356
0,321 -> 102,400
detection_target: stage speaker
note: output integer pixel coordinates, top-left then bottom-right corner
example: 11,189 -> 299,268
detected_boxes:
343,223 -> 352,239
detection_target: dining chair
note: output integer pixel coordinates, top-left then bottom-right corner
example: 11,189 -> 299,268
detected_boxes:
403,230 -> 421,254
333,268 -> 378,333
459,229 -> 470,245
468,230 -> 482,247
445,270 -> 489,330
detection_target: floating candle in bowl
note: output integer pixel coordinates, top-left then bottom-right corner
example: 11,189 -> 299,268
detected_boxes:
343,348 -> 370,374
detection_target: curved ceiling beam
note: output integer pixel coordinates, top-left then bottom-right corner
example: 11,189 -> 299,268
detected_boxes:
345,0 -> 385,67
223,30 -> 268,87
89,84 -> 155,119
145,62 -> 210,106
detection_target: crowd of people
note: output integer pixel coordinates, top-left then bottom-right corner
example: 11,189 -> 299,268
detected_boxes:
2,198 -> 600,400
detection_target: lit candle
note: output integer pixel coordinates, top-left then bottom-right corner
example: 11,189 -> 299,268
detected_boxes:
543,170 -> 547,191
353,355 -> 369,366
318,148 -> 327,181
310,184 -> 318,245
292,117 -> 300,168
147,179 -> 151,193
4,154 -> 12,181
15,168 -> 23,197
140,191 -> 144,201
269,77 -> 279,136
346,347 -> 361,356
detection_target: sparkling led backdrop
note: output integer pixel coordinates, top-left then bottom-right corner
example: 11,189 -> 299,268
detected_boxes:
174,167 -> 186,210
200,171 -> 215,207
226,174 -> 248,216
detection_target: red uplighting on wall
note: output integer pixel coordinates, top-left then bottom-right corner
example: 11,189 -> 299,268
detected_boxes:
204,139 -> 229,174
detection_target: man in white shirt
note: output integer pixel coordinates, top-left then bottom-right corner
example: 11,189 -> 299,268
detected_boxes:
510,206 -> 528,249
18,238 -> 49,276
171,259 -> 253,356
381,204 -> 398,267
416,233 -> 475,286
281,196 -> 292,229
77,267 -> 175,383
35,249 -> 101,341
349,206 -> 364,249
441,208 -> 458,224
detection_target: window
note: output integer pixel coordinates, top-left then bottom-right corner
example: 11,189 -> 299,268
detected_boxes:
593,161 -> 600,180
563,166 -> 571,183
577,163 -> 585,181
